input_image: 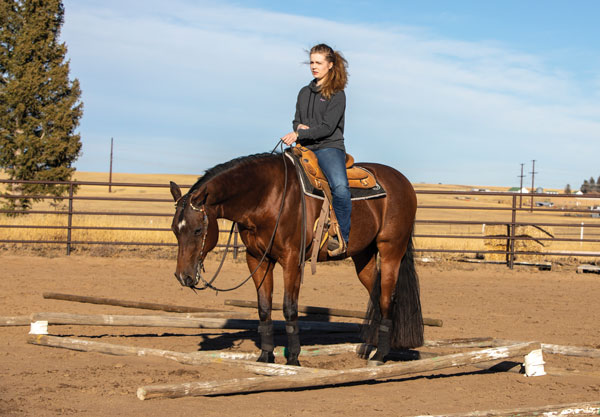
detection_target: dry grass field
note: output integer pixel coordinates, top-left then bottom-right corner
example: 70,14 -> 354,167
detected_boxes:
2,172 -> 600,263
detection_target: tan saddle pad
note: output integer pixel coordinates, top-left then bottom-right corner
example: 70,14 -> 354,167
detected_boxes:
291,145 -> 377,190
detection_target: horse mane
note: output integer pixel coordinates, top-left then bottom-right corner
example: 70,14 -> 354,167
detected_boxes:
188,152 -> 279,194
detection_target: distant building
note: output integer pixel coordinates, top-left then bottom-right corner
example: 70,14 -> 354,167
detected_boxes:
508,187 -> 529,193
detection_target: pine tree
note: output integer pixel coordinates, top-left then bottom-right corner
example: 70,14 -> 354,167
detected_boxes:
581,180 -> 589,194
0,0 -> 82,212
564,184 -> 571,194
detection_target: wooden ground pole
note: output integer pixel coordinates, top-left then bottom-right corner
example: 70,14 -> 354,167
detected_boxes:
137,341 -> 541,399
30,312 -> 359,332
224,299 -> 444,327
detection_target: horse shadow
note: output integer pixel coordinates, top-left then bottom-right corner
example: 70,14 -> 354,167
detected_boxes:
196,313 -> 366,352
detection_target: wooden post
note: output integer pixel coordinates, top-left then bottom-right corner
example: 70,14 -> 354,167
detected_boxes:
30,312 -> 359,332
136,342 -> 541,399
66,182 -> 74,256
225,299 -> 443,327
108,137 -> 113,193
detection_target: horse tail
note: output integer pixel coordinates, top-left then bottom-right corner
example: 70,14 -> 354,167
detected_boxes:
361,234 -> 424,350
390,235 -> 424,349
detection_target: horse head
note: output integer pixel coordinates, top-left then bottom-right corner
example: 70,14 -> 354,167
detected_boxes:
170,181 -> 220,288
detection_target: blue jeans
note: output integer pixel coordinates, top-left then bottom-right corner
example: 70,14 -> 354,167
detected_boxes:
314,147 -> 352,243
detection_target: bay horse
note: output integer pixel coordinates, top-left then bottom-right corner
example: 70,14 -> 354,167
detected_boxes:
169,151 -> 423,365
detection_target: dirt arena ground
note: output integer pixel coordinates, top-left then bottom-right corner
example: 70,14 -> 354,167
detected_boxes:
0,253 -> 599,416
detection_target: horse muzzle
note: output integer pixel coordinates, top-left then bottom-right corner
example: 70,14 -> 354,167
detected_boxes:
174,272 -> 198,288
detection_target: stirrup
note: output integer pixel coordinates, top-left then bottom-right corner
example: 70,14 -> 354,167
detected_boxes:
327,235 -> 347,257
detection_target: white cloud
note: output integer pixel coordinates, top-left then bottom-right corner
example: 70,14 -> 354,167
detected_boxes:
63,0 -> 600,188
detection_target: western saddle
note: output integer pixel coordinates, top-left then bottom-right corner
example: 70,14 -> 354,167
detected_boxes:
291,145 -> 377,190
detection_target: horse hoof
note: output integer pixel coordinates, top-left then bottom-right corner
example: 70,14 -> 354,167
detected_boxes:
286,358 -> 301,367
367,359 -> 384,367
257,351 -> 275,363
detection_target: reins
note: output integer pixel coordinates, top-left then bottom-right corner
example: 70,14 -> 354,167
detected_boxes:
185,140 -> 301,293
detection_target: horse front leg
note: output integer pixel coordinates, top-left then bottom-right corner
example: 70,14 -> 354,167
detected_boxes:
281,262 -> 302,366
247,252 -> 275,363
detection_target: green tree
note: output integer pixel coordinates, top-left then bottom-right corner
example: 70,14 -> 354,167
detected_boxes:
581,179 -> 589,194
0,0 -> 82,212
564,184 -> 571,194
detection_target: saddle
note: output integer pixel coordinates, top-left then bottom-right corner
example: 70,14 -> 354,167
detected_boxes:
291,145 -> 377,190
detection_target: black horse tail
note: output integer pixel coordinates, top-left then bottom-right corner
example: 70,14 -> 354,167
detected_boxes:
361,235 -> 424,350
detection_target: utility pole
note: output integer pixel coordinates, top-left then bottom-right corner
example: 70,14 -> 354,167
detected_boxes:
518,163 -> 525,208
109,137 -> 114,193
529,159 -> 537,212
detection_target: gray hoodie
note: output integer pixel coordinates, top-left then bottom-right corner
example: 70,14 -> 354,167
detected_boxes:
292,80 -> 346,152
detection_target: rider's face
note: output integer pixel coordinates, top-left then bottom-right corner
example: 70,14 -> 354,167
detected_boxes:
310,53 -> 333,84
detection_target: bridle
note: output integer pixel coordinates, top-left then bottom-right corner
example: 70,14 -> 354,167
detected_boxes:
175,140 -> 300,293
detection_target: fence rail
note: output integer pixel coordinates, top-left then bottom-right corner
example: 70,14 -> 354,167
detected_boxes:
2,179 -> 600,268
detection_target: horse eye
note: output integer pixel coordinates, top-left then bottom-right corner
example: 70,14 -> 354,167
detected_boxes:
194,228 -> 203,236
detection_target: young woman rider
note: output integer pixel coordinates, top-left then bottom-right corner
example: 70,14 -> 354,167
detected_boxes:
281,43 -> 350,256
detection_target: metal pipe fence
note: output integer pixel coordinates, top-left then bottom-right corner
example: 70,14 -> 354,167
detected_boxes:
2,179 -> 600,267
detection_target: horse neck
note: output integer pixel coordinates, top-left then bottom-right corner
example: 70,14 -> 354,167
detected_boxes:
207,156 -> 289,223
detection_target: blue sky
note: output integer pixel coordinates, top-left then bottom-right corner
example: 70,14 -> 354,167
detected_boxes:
61,0 -> 600,189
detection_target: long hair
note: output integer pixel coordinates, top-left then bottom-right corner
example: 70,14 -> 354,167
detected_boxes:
309,43 -> 348,99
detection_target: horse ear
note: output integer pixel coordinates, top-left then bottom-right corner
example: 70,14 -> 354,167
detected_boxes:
190,189 -> 208,207
170,181 -> 182,202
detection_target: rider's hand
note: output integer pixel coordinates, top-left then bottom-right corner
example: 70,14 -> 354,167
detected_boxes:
281,131 -> 298,146
297,124 -> 309,130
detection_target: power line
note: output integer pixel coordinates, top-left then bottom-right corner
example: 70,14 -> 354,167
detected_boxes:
518,163 -> 525,208
530,160 -> 537,211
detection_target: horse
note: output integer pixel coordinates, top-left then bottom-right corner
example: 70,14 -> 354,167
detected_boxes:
169,151 -> 423,366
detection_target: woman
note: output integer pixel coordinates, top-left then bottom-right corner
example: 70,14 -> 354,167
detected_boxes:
281,43 -> 350,256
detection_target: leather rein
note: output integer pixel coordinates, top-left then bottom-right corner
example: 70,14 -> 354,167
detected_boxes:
179,141 -> 302,293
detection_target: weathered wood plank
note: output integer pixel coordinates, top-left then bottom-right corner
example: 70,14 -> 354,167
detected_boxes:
30,312 -> 359,332
493,338 -> 600,358
407,401 -> 600,417
224,299 -> 444,327
43,292 -> 243,317
136,341 -> 541,399
26,334 -> 329,377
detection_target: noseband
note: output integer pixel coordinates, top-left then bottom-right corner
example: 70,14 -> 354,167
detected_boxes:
189,200 -> 209,281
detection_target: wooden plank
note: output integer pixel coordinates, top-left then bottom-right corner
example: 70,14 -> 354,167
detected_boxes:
493,339 -> 600,359
0,315 -> 31,326
224,299 -> 443,327
407,401 -> 600,417
577,264 -> 600,274
27,334 -> 329,377
423,337 -> 494,348
136,341 -> 541,399
541,343 -> 600,358
30,312 -> 359,332
42,292 -> 236,315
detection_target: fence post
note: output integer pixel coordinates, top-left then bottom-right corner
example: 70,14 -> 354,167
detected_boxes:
66,183 -> 74,255
508,195 -> 517,269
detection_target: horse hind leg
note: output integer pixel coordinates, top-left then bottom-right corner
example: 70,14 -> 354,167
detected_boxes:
352,246 -> 386,361
363,238 -> 424,365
